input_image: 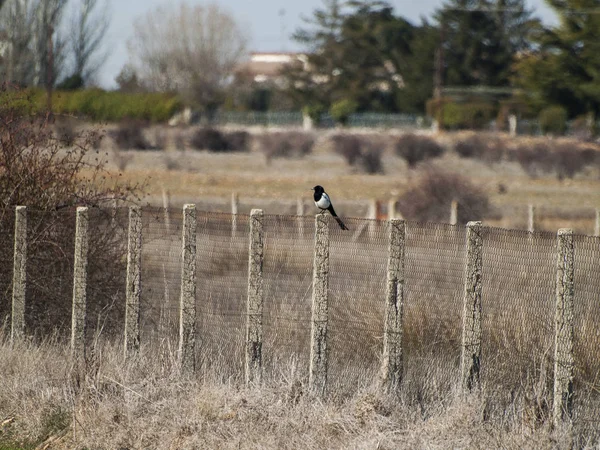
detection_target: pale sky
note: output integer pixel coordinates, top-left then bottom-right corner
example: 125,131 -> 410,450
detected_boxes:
98,0 -> 558,89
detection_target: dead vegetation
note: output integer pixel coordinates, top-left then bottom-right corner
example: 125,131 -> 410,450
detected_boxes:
0,336 -> 578,449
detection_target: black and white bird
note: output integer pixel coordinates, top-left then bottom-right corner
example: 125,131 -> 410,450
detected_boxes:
312,185 -> 349,230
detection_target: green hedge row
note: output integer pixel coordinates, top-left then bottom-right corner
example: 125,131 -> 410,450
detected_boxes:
5,89 -> 183,122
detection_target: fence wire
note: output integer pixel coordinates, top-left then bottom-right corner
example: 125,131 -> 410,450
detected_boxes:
262,214 -> 314,382
481,228 -> 556,422
328,217 -> 389,395
195,211 -> 249,381
572,234 -> 600,441
0,209 -> 15,325
1,206 -> 600,438
404,222 -> 466,399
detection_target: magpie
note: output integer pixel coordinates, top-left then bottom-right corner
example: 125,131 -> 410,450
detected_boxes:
312,185 -> 349,230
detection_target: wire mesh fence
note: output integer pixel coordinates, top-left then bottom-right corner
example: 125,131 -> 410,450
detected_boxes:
0,206 -> 599,440
572,234 -> 600,441
480,227 -> 556,423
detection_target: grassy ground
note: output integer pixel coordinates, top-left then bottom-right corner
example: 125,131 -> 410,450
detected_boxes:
0,337 -> 576,450
95,127 -> 600,233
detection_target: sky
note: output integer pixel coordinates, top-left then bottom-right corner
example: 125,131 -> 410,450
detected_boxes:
97,0 -> 558,89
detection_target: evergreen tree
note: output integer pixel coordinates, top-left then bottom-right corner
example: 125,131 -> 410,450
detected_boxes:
515,0 -> 600,117
284,0 -> 435,113
435,0 -> 538,87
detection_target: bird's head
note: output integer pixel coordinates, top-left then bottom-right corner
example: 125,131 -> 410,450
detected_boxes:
312,185 -> 324,194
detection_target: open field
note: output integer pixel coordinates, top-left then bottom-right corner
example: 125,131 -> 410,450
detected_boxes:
2,126 -> 600,448
93,126 -> 600,233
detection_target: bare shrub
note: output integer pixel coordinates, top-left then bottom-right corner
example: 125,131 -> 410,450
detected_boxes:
191,127 -> 229,151
360,146 -> 384,174
394,133 -> 445,168
332,134 -> 363,166
454,134 -> 505,164
226,130 -> 250,152
110,120 -> 151,150
258,131 -> 315,163
508,142 -> 597,180
0,87 -> 144,337
397,168 -> 490,223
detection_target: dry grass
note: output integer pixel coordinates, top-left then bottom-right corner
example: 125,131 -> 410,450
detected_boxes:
87,127 -> 600,233
0,335 -> 576,449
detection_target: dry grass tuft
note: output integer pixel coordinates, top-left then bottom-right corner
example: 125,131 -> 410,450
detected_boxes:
0,335 -> 579,449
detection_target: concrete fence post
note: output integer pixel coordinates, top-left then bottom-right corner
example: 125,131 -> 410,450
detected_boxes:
388,198 -> 398,220
594,208 -> 600,237
124,206 -> 142,358
553,228 -> 574,428
528,204 -> 536,233
309,212 -> 330,397
450,200 -> 458,225
246,209 -> 264,385
179,204 -> 197,374
11,206 -> 27,342
460,221 -> 483,390
368,198 -> 377,237
231,192 -> 239,237
71,207 -> 89,360
380,219 -> 405,388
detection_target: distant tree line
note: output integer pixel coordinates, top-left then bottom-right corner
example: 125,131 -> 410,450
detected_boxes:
279,0 -> 600,127
2,0 -> 598,128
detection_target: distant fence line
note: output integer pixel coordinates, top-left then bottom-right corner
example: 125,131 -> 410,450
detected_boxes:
6,205 -> 598,432
203,110 -> 600,137
224,192 -> 600,236
209,111 -> 431,130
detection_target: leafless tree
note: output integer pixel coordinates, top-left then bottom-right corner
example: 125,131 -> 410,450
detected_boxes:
128,2 -> 248,112
0,0 -> 69,86
31,0 -> 68,87
66,0 -> 109,85
0,0 -> 37,84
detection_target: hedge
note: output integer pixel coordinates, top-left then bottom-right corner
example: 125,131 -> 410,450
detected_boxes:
3,88 -> 183,122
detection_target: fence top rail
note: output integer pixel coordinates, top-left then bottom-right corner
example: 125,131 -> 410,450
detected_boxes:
4,206 -> 600,239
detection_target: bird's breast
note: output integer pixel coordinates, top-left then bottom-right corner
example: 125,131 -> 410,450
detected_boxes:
315,196 -> 330,209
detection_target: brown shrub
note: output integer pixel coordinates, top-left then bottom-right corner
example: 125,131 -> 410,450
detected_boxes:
394,134 -> 445,168
454,134 -> 505,164
331,134 -> 384,174
508,142 -> 598,180
0,87 -> 143,337
331,134 -> 363,166
397,168 -> 490,223
110,119 -> 151,150
191,128 -> 250,152
258,131 -> 314,163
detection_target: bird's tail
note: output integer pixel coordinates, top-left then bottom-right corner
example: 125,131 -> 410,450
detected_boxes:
335,216 -> 349,230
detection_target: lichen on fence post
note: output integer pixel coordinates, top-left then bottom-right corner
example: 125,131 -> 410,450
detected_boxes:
309,212 -> 330,397
124,206 -> 142,358
71,206 -> 89,360
380,219 -> 405,389
460,221 -> 483,391
179,204 -> 197,374
246,209 -> 264,385
553,228 -> 574,429
11,206 -> 27,342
